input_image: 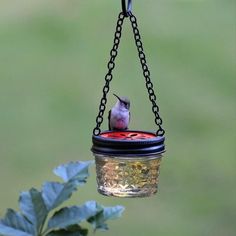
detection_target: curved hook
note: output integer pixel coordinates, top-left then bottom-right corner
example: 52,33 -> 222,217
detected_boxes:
121,0 -> 132,17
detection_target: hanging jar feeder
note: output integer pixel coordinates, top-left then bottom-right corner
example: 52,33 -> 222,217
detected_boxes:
91,0 -> 166,198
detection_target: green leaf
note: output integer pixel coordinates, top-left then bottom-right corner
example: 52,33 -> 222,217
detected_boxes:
103,205 -> 125,220
47,230 -> 85,236
0,209 -> 34,236
42,161 -> 94,211
47,201 -> 102,230
42,181 -> 77,211
53,161 -> 94,184
46,225 -> 88,236
19,188 -> 48,233
0,223 -> 32,236
88,204 -> 125,231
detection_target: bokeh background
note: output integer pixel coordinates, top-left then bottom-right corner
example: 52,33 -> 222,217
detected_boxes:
0,0 -> 235,235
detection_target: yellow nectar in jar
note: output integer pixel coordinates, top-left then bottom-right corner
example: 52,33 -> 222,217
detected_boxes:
92,130 -> 165,198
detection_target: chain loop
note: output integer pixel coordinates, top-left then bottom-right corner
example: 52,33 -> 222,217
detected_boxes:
93,11 -> 165,136
93,12 -> 125,135
128,13 -> 165,136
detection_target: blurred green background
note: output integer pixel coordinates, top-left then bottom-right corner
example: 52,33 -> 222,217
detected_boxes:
0,0 -> 235,235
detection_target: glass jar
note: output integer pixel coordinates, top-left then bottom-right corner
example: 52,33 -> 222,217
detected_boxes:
92,130 -> 165,198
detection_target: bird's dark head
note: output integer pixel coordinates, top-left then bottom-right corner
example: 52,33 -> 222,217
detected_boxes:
113,93 -> 130,110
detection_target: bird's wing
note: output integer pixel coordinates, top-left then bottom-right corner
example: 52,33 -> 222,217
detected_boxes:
108,109 -> 111,130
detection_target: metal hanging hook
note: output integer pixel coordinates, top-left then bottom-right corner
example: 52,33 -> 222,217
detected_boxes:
121,0 -> 132,17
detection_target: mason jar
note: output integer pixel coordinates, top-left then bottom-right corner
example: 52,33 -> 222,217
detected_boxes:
91,130 -> 165,198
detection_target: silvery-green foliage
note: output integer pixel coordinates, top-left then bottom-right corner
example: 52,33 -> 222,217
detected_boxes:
0,161 -> 124,236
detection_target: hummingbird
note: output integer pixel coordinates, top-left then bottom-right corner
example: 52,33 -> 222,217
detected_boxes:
108,94 -> 130,130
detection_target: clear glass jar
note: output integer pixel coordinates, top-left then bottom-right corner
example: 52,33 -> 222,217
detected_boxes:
92,130 -> 165,198
94,153 -> 162,197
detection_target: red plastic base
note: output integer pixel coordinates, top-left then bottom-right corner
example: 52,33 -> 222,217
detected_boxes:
100,131 -> 156,140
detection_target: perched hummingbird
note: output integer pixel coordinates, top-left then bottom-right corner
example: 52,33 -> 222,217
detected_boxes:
108,94 -> 130,130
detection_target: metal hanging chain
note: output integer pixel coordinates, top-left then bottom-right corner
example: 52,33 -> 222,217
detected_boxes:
128,13 -> 165,136
93,12 -> 125,136
93,10 -> 165,136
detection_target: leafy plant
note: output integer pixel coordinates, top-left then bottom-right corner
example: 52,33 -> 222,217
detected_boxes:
0,161 -> 124,236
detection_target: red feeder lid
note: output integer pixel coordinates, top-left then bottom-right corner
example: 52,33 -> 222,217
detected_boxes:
92,130 -> 165,157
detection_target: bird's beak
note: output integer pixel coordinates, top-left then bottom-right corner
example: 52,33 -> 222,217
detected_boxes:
113,93 -> 122,102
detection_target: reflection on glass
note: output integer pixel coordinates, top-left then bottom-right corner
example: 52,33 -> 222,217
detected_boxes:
94,154 -> 162,197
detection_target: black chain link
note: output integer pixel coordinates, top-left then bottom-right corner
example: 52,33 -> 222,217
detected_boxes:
128,13 -> 165,136
93,11 -> 165,136
93,12 -> 125,136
